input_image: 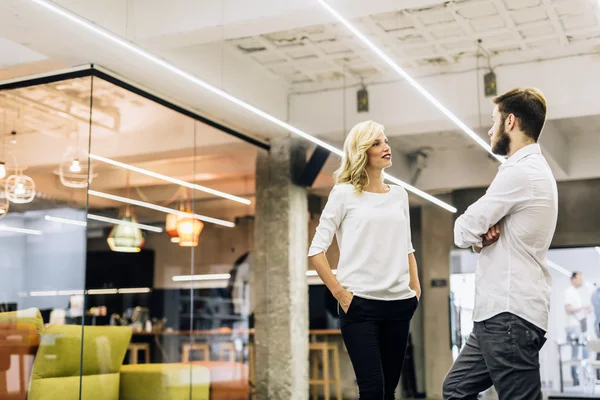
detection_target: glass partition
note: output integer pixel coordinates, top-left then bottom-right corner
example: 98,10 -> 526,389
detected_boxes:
0,76 -> 92,399
0,70 -> 258,400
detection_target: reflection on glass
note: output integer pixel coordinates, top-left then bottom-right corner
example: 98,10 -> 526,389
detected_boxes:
450,247 -> 600,395
0,72 -> 257,399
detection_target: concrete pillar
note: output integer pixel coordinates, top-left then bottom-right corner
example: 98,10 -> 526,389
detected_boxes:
252,137 -> 309,400
421,198 -> 454,399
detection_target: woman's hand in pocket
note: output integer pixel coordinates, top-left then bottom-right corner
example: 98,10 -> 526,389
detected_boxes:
336,291 -> 354,313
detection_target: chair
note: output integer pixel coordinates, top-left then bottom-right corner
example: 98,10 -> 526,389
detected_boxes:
28,324 -> 133,399
182,343 -> 210,362
0,308 -> 211,400
0,309 -> 42,400
309,342 -> 342,400
248,343 -> 256,400
120,363 -> 210,400
586,339 -> 600,393
218,342 -> 236,362
127,343 -> 150,364
558,340 -> 588,392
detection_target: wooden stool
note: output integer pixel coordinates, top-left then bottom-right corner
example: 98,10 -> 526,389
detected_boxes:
127,343 -> 150,364
248,343 -> 256,400
219,342 -> 236,362
182,343 -> 210,362
309,342 -> 342,400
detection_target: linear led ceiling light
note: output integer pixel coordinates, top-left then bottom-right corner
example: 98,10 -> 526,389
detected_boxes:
0,226 -> 42,235
28,0 -> 455,213
87,214 -> 163,232
44,215 -> 87,227
172,273 -> 232,282
173,270 -> 338,282
30,288 -> 151,296
88,190 -> 235,228
547,260 -> 572,278
89,154 -> 251,205
44,214 -> 163,232
317,0 -> 505,165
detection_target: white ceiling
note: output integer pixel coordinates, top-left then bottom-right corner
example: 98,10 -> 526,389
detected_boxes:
0,37 -> 47,68
0,75 -> 257,223
224,0 -> 600,92
0,0 -> 599,216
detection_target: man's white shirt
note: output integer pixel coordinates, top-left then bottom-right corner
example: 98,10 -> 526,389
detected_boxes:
454,144 -> 558,331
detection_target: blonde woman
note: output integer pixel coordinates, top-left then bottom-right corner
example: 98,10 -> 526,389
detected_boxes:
308,120 -> 420,399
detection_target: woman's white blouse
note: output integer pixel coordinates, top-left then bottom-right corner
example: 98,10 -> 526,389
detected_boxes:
309,184 -> 416,300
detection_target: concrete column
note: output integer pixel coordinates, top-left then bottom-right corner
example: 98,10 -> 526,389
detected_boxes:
421,198 -> 454,399
252,137 -> 309,400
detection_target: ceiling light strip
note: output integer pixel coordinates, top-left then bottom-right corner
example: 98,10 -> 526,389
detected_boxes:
317,0 -> 505,164
547,260 -> 571,277
383,173 -> 455,212
172,273 -> 232,282
0,226 -> 42,235
88,190 -> 234,228
30,291 -> 58,297
87,289 -> 118,295
174,270 -> 337,282
87,214 -> 163,233
89,154 -> 251,205
44,214 -> 164,232
29,288 -> 151,297
28,0 -> 455,213
58,290 -> 85,296
117,287 -> 152,294
44,215 -> 87,227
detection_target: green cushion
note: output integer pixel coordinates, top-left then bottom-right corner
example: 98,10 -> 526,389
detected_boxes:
120,364 -> 210,400
0,308 -> 43,335
31,325 -> 132,380
29,373 -> 120,400
27,325 -> 132,400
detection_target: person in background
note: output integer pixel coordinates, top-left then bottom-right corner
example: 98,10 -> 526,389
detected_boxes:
591,283 -> 600,380
309,120 -> 420,400
565,271 -> 592,386
591,283 -> 600,337
227,252 -> 253,328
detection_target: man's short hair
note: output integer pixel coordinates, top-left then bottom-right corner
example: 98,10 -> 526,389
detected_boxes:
493,88 -> 547,142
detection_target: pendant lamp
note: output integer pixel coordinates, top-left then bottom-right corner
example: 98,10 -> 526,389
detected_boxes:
176,215 -> 203,247
5,169 -> 35,204
107,171 -> 143,252
54,129 -> 95,188
107,206 -> 144,253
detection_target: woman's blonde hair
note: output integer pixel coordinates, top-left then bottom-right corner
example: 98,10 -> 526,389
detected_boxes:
334,120 -> 385,194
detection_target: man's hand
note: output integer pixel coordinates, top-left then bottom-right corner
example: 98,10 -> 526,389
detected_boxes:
481,224 -> 501,247
473,224 -> 501,253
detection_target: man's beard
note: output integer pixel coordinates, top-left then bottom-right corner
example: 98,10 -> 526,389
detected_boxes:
492,128 -> 511,156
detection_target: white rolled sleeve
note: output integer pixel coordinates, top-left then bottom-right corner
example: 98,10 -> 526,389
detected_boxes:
308,186 -> 345,257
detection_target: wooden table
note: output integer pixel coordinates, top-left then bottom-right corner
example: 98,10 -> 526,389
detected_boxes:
130,328 -> 342,362
132,328 -> 341,338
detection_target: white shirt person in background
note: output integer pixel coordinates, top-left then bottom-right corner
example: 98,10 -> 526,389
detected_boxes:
564,271 -> 592,386
443,88 -> 558,400
308,120 -> 420,400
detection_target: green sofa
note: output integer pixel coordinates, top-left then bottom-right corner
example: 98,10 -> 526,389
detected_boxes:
0,308 -> 210,400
